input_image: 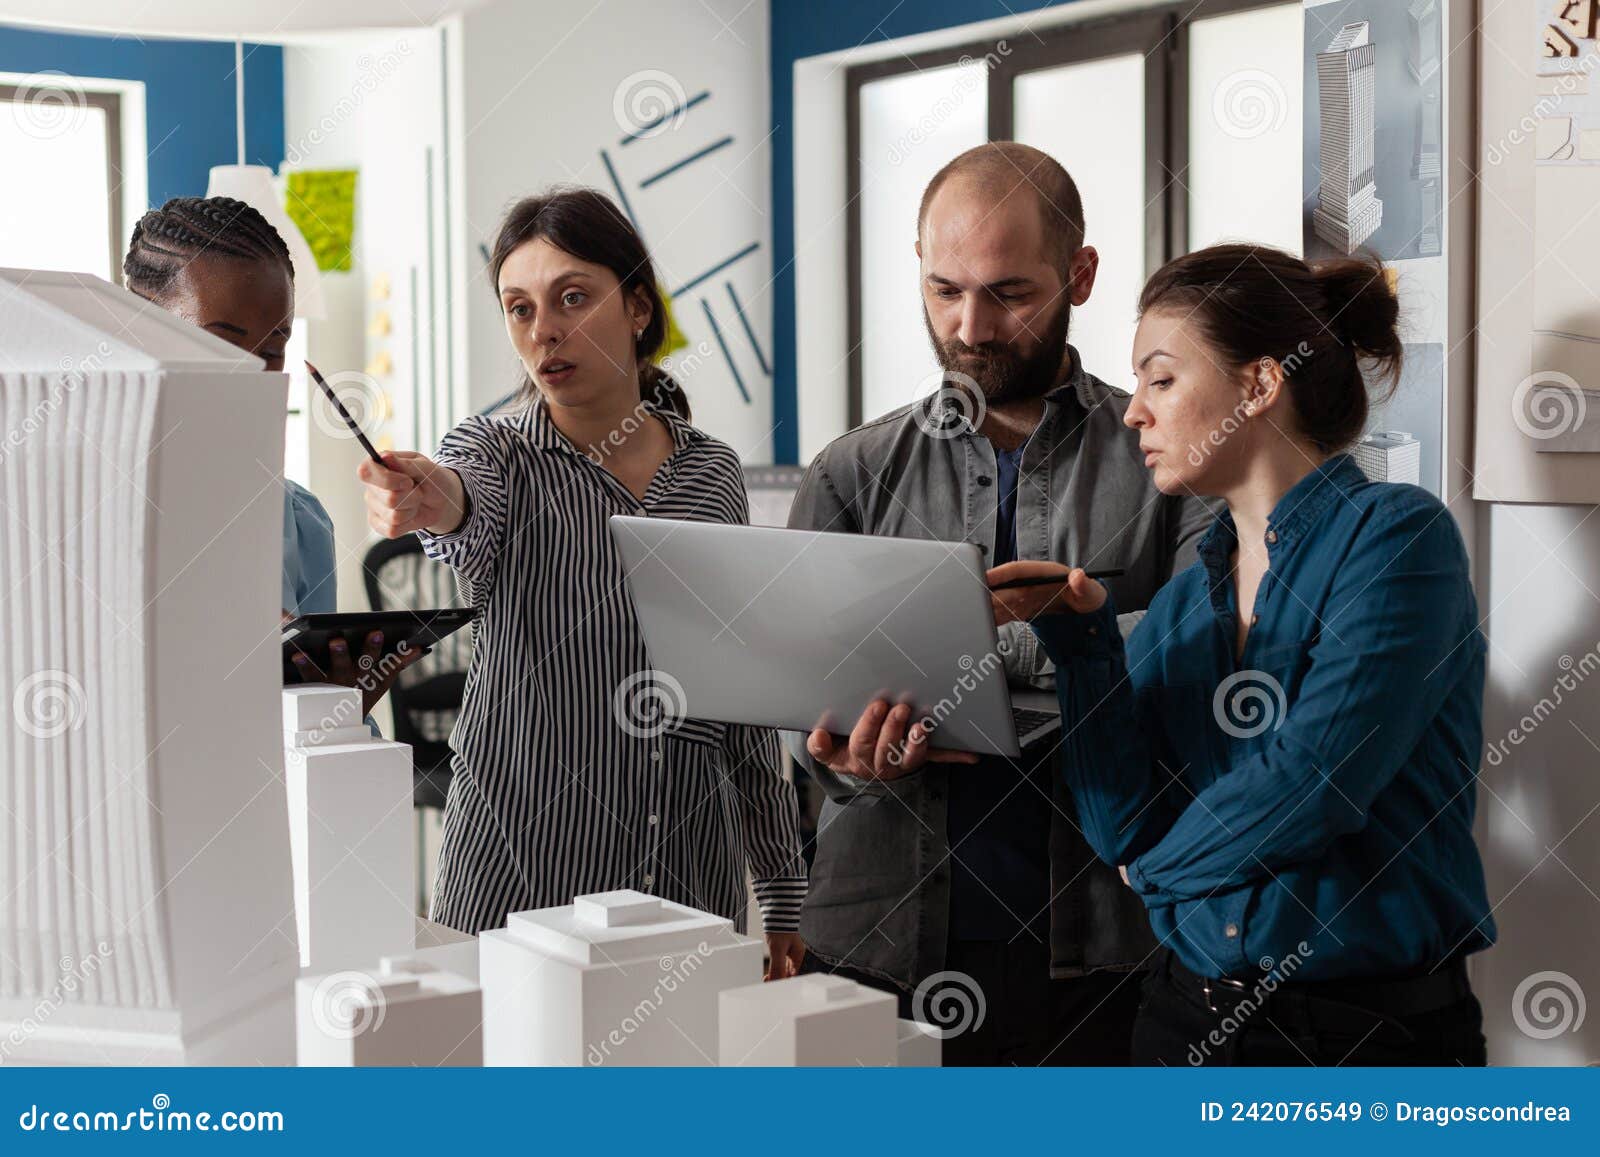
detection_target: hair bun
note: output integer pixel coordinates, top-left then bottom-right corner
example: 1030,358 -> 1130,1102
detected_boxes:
1313,255 -> 1402,387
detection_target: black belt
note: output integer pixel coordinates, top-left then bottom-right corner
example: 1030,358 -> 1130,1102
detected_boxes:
1164,950 -> 1474,1018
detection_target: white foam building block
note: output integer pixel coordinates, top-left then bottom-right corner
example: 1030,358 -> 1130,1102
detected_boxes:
284,706 -> 416,972
479,889 -> 761,1066
296,957 -> 482,1067
0,268 -> 298,1063
719,974 -> 897,1067
285,724 -> 373,748
412,917 -> 479,983
282,683 -> 366,732
896,1018 -> 943,1067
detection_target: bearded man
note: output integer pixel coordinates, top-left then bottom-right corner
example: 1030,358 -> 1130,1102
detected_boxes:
786,141 -> 1214,1066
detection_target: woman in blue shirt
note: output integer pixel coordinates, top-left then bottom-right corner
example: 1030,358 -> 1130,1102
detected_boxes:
991,243 -> 1494,1065
124,196 -> 409,715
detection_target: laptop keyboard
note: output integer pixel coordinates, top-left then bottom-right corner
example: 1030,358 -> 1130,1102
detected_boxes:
1012,706 -> 1061,739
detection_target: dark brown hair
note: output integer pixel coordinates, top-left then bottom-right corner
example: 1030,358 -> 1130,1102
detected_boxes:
917,141 -> 1085,277
487,187 -> 688,420
1138,243 -> 1402,453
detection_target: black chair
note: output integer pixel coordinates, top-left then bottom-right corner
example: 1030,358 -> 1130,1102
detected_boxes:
361,534 -> 472,811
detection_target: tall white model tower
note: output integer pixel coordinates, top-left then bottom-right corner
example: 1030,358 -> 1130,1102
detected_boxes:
283,685 -> 415,972
1313,22 -> 1384,253
0,268 -> 299,1063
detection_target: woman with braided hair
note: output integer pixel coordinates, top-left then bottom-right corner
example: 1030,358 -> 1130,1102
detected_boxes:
124,195 -> 410,716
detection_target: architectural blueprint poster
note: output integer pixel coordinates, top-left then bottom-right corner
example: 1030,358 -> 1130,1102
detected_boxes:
1302,0 -> 1443,262
1302,0 -> 1447,496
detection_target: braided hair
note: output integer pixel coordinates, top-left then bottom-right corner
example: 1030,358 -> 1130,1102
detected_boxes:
123,196 -> 295,302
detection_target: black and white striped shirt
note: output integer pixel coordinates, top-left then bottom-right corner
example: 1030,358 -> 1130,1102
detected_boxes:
417,399 -> 806,935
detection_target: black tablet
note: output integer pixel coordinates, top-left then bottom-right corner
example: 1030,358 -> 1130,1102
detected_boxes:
282,608 -> 479,683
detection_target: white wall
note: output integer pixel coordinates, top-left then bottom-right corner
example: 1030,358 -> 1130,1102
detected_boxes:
1474,501 -> 1600,1065
283,28 -> 449,743
450,0 -> 775,460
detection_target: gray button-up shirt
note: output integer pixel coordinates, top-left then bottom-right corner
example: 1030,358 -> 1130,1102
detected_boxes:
786,347 -> 1216,989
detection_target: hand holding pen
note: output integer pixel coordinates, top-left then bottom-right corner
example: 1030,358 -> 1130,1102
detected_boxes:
986,561 -> 1113,625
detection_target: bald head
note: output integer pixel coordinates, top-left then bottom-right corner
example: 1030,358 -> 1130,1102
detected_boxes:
917,142 -> 1085,277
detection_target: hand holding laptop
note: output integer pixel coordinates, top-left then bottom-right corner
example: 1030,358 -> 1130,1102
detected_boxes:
806,700 -> 980,783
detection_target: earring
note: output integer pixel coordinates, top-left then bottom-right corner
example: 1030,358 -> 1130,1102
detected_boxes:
634,329 -> 644,339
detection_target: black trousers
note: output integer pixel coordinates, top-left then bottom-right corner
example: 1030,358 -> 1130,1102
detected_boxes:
1133,949 -> 1488,1066
803,937 -> 1142,1066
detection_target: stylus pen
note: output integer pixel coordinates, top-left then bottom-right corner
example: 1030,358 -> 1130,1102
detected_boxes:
989,568 -> 1124,591
307,362 -> 387,467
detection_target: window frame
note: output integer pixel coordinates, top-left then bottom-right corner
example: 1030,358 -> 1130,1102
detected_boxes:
0,82 -> 124,285
842,0 -> 1288,427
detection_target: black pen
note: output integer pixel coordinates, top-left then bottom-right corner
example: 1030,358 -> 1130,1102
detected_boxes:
989,568 -> 1124,591
307,362 -> 387,467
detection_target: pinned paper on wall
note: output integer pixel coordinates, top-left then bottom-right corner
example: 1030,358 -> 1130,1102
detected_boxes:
1536,1 -> 1600,167
658,288 -> 689,359
285,170 -> 358,272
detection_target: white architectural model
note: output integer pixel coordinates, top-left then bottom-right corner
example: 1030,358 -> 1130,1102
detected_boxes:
1354,431 -> 1422,484
478,889 -> 762,1066
1407,0 -> 1440,83
1313,22 -> 1384,253
0,268 -> 298,1063
896,1018 -> 943,1067
720,974 -> 897,1066
283,686 -> 415,972
411,916 -> 479,983
296,956 -> 481,1067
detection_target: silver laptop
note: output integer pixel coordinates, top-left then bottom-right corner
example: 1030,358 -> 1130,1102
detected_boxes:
608,516 -> 1061,758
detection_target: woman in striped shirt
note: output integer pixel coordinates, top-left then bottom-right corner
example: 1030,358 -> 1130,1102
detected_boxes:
357,189 -> 806,978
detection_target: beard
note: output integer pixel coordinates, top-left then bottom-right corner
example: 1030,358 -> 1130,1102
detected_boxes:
923,298 -> 1072,405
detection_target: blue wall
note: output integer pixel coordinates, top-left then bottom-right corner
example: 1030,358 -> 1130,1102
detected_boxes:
767,0 -> 1077,462
0,25 -> 284,218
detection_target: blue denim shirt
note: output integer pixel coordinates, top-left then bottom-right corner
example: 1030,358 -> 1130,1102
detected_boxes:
283,480 -> 337,617
1032,454 -> 1496,981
